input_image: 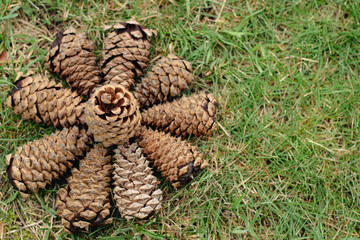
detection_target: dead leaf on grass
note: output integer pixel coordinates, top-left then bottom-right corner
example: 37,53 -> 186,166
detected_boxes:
0,50 -> 8,63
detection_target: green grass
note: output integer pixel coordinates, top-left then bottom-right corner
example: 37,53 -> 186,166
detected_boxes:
1,0 -> 360,239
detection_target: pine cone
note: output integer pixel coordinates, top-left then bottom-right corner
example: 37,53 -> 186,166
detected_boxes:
137,127 -> 208,188
133,54 -> 194,109
84,84 -> 141,147
56,146 -> 112,234
6,126 -> 89,198
6,71 -> 86,128
101,20 -> 156,89
141,93 -> 218,137
113,143 -> 162,220
44,27 -> 102,97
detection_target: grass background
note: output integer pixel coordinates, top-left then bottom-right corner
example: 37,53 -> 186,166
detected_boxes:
1,0 -> 360,239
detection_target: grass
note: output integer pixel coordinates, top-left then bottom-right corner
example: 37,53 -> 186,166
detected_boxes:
1,0 -> 360,239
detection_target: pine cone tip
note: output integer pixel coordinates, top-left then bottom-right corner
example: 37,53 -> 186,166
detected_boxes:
104,20 -> 157,37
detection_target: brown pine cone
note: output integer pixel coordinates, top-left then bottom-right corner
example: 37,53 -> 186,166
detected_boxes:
141,93 -> 218,137
6,126 -> 89,198
6,71 -> 86,128
84,84 -> 141,147
101,20 -> 156,89
56,146 -> 112,234
133,54 -> 194,109
137,127 -> 208,188
44,27 -> 102,97
113,143 -> 162,220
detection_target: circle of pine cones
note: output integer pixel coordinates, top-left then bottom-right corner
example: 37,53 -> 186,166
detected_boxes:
5,20 -> 219,234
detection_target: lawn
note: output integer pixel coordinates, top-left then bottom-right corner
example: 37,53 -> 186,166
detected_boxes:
1,0 -> 360,239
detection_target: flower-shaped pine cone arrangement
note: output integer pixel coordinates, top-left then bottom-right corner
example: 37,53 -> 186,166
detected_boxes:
5,20 -> 218,234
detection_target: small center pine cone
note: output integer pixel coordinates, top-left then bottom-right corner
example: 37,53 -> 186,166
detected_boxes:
85,84 -> 141,147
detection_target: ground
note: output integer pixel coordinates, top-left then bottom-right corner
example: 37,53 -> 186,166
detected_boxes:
1,0 -> 360,239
